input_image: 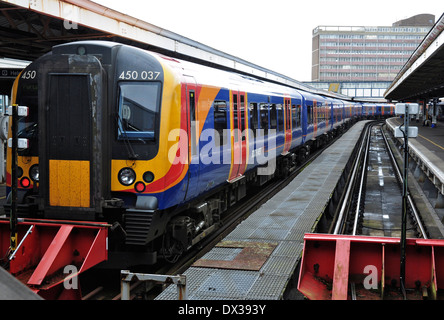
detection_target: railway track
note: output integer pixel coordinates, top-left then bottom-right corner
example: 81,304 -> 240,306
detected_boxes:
331,121 -> 427,239
295,120 -> 444,300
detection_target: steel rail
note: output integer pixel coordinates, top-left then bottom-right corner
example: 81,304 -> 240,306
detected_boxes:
351,124 -> 372,235
333,123 -> 372,235
334,121 -> 427,239
380,125 -> 428,239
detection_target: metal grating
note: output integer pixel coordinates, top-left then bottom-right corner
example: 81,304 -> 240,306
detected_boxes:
258,216 -> 298,229
248,228 -> 289,241
192,241 -> 277,271
192,270 -> 258,299
272,241 -> 303,257
238,215 -> 268,228
223,227 -> 255,240
155,267 -> 214,300
260,255 -> 299,276
199,247 -> 243,261
156,121 -> 369,300
247,274 -> 290,300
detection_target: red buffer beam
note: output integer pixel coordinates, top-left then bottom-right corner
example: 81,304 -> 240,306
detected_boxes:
0,219 -> 108,300
297,233 -> 444,300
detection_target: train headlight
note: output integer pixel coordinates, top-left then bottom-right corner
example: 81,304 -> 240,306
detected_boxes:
143,171 -> 155,183
118,167 -> 136,186
29,165 -> 39,182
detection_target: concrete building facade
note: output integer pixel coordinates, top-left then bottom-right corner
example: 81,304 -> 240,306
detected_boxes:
309,14 -> 435,99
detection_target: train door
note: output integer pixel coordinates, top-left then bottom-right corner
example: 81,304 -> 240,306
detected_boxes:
283,97 -> 291,155
326,100 -> 331,130
47,74 -> 93,209
327,100 -> 335,130
228,91 -> 247,182
42,56 -> 107,218
184,76 -> 200,200
301,95 -> 310,144
313,99 -> 318,138
240,93 -> 249,174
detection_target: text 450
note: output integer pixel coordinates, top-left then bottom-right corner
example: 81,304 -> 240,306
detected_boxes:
119,70 -> 160,80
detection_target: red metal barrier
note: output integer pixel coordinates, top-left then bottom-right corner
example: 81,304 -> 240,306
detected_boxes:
297,233 -> 444,300
0,219 -> 108,300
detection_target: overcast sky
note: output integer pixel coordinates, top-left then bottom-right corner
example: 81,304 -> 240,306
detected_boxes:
92,0 -> 444,82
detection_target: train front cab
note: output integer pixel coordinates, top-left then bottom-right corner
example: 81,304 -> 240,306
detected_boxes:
3,43 -> 115,298
7,43 -> 115,220
5,42 -> 169,264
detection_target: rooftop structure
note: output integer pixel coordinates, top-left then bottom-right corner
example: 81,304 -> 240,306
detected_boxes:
312,14 -> 434,83
309,14 -> 434,100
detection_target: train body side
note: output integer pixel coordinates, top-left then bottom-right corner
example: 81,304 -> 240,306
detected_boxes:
7,46 -> 359,212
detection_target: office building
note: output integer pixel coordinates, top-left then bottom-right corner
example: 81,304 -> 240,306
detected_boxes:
308,14 -> 434,99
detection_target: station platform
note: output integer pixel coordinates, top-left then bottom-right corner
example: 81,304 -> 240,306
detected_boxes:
386,117 -> 444,222
387,117 -> 444,164
156,121 -> 370,300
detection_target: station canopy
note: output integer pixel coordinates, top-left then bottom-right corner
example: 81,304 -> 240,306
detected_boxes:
385,13 -> 444,102
0,0 -> 351,100
0,1 -> 125,61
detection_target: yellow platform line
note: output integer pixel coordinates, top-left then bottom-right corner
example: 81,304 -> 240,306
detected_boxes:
418,134 -> 444,151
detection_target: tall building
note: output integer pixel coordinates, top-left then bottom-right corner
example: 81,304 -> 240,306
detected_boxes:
309,14 -> 434,99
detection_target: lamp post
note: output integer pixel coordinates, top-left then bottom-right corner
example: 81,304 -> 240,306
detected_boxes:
394,103 -> 418,298
6,105 -> 29,254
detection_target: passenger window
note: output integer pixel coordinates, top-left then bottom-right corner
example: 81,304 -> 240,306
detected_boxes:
298,105 -> 302,126
270,104 -> 277,129
277,104 -> 284,132
240,95 -> 246,140
190,91 -> 196,122
214,101 -> 227,147
286,103 -> 291,130
249,103 -> 258,131
292,105 -> 298,128
259,103 -> 268,136
189,91 -> 197,156
233,94 -> 238,142
118,82 -> 161,140
307,105 -> 313,124
316,104 -> 322,122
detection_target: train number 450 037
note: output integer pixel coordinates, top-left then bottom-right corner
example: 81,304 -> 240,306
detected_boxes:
118,70 -> 161,80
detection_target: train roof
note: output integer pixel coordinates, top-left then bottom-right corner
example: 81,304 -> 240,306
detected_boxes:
50,40 -> 354,103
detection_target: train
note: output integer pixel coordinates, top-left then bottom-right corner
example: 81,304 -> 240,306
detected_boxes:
362,103 -> 396,118
5,41 -> 395,267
